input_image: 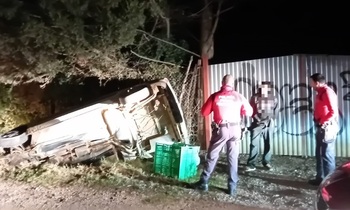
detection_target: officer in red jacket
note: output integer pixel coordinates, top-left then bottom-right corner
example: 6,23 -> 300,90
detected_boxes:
193,74 -> 253,196
308,73 -> 339,186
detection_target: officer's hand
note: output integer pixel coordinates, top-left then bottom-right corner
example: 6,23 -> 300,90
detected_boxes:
241,127 -> 248,134
321,122 -> 330,129
253,115 -> 261,122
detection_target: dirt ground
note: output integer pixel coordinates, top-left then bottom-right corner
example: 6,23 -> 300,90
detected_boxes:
0,154 -> 348,210
0,180 -> 264,210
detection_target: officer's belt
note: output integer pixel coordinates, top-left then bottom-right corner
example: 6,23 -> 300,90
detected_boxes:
218,122 -> 240,127
314,118 -> 336,127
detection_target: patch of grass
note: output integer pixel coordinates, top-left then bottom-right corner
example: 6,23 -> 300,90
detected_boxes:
0,155 -> 204,203
0,154 -> 241,205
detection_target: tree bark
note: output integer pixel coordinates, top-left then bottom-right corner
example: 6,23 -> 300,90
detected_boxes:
200,0 -> 214,58
200,0 -> 222,59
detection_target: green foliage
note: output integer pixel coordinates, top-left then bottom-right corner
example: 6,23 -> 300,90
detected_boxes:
135,33 -> 189,65
0,0 -> 191,132
0,0 -> 188,85
0,84 -> 30,132
0,84 -> 12,111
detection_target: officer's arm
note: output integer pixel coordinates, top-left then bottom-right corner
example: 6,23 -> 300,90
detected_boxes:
249,95 -> 259,121
321,89 -> 338,124
200,94 -> 214,117
240,94 -> 253,117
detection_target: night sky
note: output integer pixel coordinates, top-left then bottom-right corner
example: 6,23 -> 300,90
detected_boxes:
207,0 -> 350,64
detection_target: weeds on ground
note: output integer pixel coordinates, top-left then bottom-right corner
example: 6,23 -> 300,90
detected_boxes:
0,154 -> 237,189
0,156 -> 209,201
0,154 -> 242,204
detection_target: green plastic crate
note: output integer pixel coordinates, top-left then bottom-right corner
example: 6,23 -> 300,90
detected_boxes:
153,143 -> 174,177
153,142 -> 200,180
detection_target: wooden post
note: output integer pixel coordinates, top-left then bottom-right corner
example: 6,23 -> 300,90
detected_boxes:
201,54 -> 211,150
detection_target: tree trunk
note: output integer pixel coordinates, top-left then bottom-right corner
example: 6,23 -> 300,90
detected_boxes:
200,0 -> 214,59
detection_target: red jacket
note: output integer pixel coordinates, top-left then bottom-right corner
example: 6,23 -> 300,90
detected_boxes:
201,85 -> 253,124
314,85 -> 338,125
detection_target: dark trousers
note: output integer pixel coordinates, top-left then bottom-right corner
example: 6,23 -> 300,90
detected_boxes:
247,119 -> 274,166
315,125 -> 337,180
200,124 -> 241,187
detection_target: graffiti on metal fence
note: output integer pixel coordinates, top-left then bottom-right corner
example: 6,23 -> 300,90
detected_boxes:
278,83 -> 314,136
340,71 -> 350,101
232,65 -> 348,137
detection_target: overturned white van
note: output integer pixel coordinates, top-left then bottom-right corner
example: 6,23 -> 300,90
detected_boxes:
0,78 -> 189,164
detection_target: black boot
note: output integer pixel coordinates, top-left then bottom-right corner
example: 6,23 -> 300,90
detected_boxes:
228,183 -> 237,196
193,180 -> 208,192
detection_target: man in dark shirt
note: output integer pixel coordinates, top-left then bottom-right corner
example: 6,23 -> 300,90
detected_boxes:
245,81 -> 278,171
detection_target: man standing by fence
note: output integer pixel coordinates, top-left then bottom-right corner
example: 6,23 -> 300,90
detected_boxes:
309,73 -> 339,186
245,81 -> 278,171
193,74 -> 253,196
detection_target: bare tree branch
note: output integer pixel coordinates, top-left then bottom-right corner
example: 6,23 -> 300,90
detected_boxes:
165,17 -> 170,38
150,0 -> 171,38
130,50 -> 180,67
205,0 -> 223,46
137,18 -> 159,50
215,5 -> 235,17
188,0 -> 234,18
179,56 -> 193,104
188,31 -> 200,43
188,0 -> 214,18
151,17 -> 159,35
136,29 -> 200,57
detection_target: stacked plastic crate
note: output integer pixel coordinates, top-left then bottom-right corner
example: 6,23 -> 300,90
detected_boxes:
153,142 -> 200,180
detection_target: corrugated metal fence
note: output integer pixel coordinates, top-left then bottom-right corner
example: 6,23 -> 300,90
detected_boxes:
209,54 -> 350,157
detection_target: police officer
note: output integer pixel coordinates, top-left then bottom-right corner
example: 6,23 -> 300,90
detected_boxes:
309,73 -> 339,186
193,74 -> 253,196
